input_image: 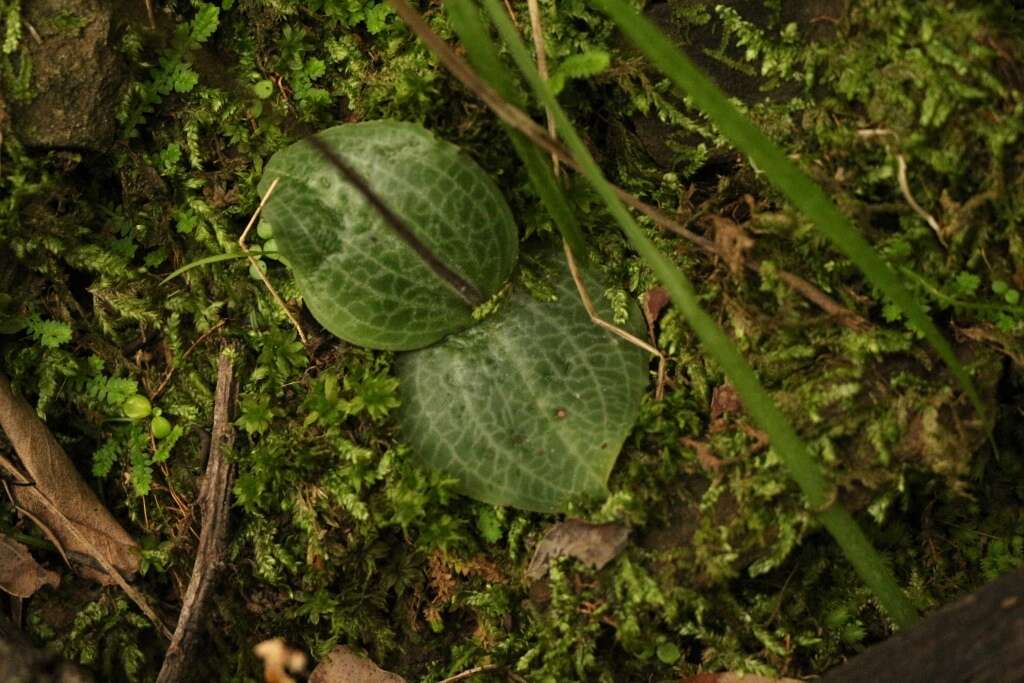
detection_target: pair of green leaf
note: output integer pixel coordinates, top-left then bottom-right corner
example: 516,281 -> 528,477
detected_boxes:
257,121 -> 648,513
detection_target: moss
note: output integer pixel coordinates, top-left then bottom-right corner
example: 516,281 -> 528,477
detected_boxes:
0,0 -> 1022,680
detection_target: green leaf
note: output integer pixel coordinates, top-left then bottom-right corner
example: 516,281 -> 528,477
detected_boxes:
656,642 -> 681,664
259,121 -> 519,350
396,249 -> 648,512
171,63 -> 199,93
26,316 -> 72,348
236,395 -> 275,435
252,79 -> 274,99
549,50 -> 610,95
190,3 -> 220,43
130,447 -> 153,496
92,438 -> 120,478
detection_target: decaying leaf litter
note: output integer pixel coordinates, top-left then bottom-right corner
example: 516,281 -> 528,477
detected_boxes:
1,0 -> 1023,680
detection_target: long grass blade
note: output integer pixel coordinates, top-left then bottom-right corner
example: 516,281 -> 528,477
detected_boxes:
444,0 -> 588,261
160,251 -> 259,285
477,0 -> 919,628
589,0 -> 983,418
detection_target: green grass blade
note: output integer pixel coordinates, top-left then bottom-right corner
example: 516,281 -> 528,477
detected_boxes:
443,0 -> 589,261
589,0 -> 982,418
159,251 -> 253,284
478,0 -> 919,628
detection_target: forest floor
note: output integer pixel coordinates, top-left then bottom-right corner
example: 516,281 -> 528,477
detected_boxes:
1,0 -> 1023,681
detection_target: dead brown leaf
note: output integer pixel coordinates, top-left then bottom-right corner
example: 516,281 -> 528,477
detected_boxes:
0,375 -> 140,583
680,437 -> 723,474
0,535 -> 59,597
309,646 -> 406,683
643,286 -> 670,331
253,639 -> 308,683
680,674 -> 801,683
525,519 -> 630,582
709,216 -> 755,275
709,384 -> 743,422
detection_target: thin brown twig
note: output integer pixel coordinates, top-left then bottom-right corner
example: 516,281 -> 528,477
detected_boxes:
563,241 -> 668,399
525,0 -> 559,176
238,177 -> 308,344
144,0 -> 157,30
501,0 -> 518,24
519,0 -> 666,389
438,664 -> 501,683
151,319 -> 227,399
157,348 -> 237,683
386,0 -> 867,330
896,153 -> 945,247
23,22 -> 42,44
304,135 -> 484,308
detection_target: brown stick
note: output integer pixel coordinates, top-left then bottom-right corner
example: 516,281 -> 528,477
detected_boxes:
238,178 -> 309,344
304,136 -> 485,308
386,0 -> 868,329
156,348 -> 237,683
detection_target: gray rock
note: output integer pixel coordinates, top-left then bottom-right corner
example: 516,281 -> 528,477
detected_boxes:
4,0 -> 126,151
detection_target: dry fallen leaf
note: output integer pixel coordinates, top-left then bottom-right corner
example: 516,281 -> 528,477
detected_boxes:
309,646 -> 406,683
253,638 -> 308,683
709,216 -> 755,276
0,535 -> 60,598
643,286 -> 670,331
526,519 -> 630,582
681,674 -> 802,683
0,375 -> 140,583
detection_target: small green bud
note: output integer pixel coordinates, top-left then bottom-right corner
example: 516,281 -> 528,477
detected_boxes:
151,415 -> 173,439
122,395 -> 152,419
656,642 -> 680,665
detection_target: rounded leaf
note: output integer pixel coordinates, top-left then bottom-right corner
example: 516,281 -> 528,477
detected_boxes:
151,415 -> 173,440
258,121 -> 519,350
122,395 -> 152,419
396,250 -> 649,512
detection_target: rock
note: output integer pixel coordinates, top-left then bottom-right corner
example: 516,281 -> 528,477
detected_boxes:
4,0 -> 126,151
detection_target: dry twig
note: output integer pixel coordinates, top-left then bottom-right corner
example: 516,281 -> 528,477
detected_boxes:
437,664 -> 501,683
150,319 -> 227,399
304,136 -> 484,308
563,241 -> 668,397
157,348 -> 237,683
239,177 -> 309,344
525,0 -> 559,176
896,153 -> 945,247
144,0 -> 157,30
